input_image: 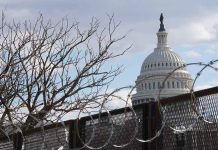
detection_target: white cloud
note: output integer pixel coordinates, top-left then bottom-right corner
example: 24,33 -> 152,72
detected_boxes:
57,88 -> 136,122
195,85 -> 212,91
213,63 -> 218,69
6,9 -> 34,20
183,50 -> 202,58
104,88 -> 136,110
194,77 -> 218,91
204,49 -> 217,55
169,13 -> 218,45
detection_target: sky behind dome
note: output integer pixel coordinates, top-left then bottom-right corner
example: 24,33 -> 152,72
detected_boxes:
1,0 -> 218,91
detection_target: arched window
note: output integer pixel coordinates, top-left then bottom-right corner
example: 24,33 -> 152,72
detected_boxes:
181,82 -> 184,88
162,82 -> 165,88
149,83 -> 151,90
172,81 -> 175,88
167,81 -> 170,88
166,63 -> 168,66
153,82 -> 155,89
177,82 -> 179,88
158,82 -> 160,88
145,83 -> 147,89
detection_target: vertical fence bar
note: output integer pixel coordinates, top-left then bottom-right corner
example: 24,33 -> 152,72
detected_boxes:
68,119 -> 84,149
12,131 -> 23,150
142,102 -> 149,150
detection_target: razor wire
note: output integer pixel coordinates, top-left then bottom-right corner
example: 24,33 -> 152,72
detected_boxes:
0,59 -> 218,149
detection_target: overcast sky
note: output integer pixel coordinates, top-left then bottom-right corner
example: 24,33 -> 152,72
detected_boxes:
1,0 -> 218,91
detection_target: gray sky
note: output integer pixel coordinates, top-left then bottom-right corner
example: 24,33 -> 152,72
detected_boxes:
1,0 -> 218,91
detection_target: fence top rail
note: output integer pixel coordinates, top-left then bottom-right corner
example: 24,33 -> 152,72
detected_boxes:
1,86 -> 218,141
160,86 -> 218,105
80,103 -> 146,122
0,120 -> 74,141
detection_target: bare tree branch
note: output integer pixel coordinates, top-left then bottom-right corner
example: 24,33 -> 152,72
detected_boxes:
0,13 -> 130,130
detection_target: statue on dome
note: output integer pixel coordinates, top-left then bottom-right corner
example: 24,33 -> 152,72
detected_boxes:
159,13 -> 165,32
160,13 -> 164,24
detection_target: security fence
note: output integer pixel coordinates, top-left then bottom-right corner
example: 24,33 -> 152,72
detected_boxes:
161,86 -> 218,150
0,86 -> 218,149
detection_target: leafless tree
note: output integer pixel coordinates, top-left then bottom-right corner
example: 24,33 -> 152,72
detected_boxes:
0,13 -> 130,130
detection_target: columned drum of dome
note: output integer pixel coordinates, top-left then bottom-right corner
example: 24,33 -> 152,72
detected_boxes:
132,14 -> 193,105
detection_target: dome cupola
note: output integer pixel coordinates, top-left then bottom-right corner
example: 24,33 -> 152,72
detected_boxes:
132,14 -> 193,105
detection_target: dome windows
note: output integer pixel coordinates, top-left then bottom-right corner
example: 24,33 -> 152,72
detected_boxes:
172,81 -> 175,88
177,82 -> 179,88
149,83 -> 151,90
144,63 -> 164,70
138,79 -> 188,92
167,81 -> 170,88
143,61 -> 183,71
140,48 -> 186,74
153,82 -> 155,89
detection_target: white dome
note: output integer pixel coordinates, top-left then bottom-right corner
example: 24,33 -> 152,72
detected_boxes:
132,19 -> 193,105
141,48 -> 184,74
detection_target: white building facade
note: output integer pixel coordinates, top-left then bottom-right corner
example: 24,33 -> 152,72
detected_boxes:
132,14 -> 193,105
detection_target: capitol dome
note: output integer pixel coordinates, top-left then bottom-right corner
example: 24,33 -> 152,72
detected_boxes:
140,49 -> 184,73
132,14 -> 193,105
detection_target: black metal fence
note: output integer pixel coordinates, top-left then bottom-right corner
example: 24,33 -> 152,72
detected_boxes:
161,87 -> 218,150
1,86 -> 218,149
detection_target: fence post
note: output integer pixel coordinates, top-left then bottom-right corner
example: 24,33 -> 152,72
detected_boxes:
68,119 -> 85,149
142,102 -> 149,150
12,131 -> 23,150
142,101 -> 162,150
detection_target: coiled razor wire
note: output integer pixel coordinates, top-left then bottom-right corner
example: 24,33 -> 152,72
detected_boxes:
50,112 -> 70,149
0,60 -> 218,149
75,102 -> 114,149
156,61 -> 218,133
157,62 -> 199,133
190,60 -> 218,124
112,101 -> 138,148
0,126 -> 10,142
